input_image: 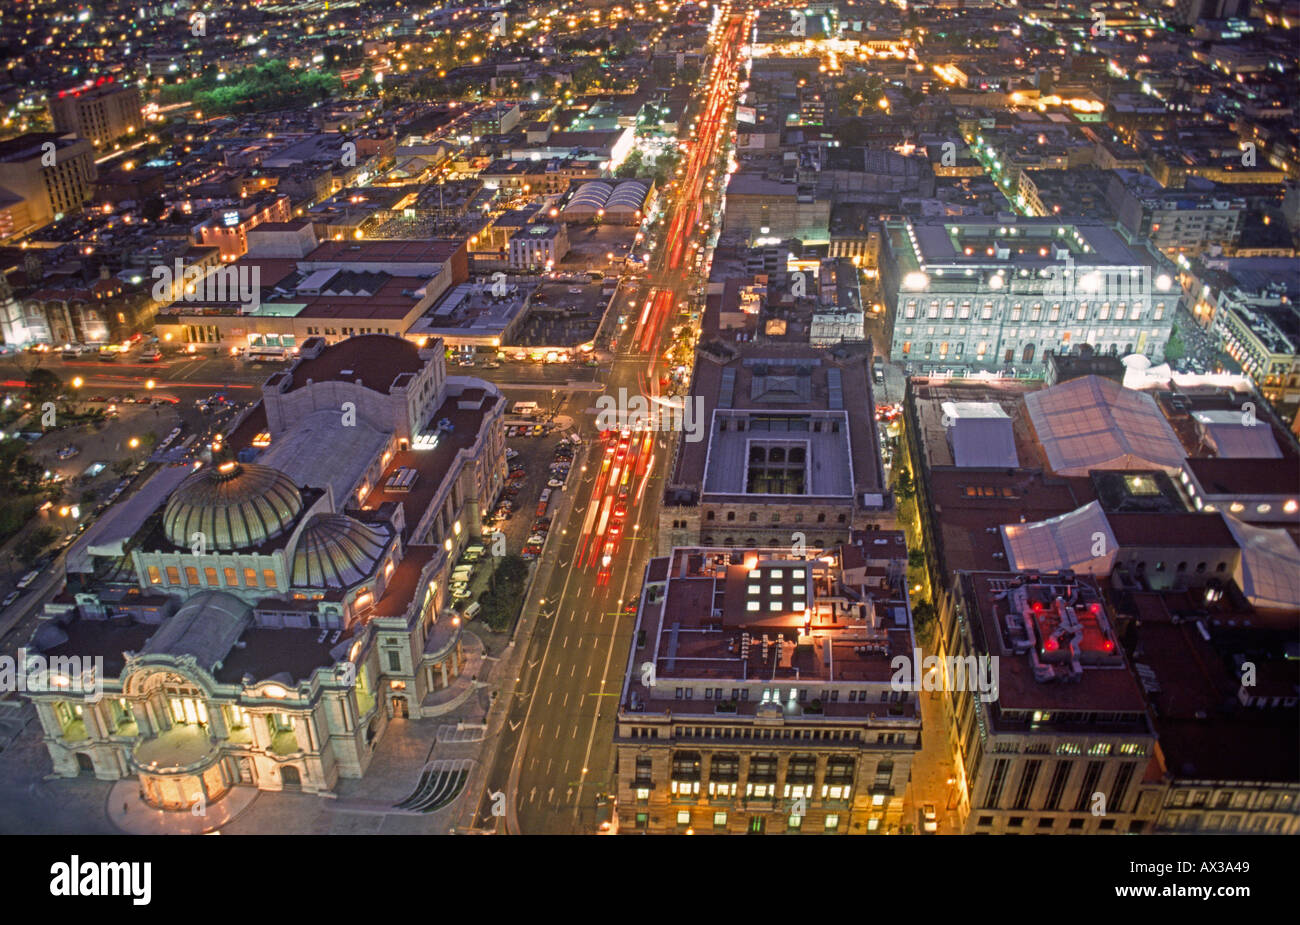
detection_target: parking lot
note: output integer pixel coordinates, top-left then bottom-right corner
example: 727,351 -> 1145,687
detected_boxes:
482,421 -> 579,560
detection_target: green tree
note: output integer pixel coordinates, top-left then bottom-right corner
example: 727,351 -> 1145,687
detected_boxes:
17,525 -> 60,565
1162,326 -> 1186,364
616,150 -> 644,178
911,600 -> 937,642
894,467 -> 916,502
26,368 -> 61,410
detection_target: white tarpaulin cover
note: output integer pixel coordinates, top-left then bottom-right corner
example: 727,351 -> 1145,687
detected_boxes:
1024,375 -> 1186,476
1223,514 -> 1300,612
1192,410 -> 1283,459
941,401 -> 1019,468
1001,500 -> 1118,575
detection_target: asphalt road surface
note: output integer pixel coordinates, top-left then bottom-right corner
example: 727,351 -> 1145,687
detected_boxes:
465,13 -> 747,834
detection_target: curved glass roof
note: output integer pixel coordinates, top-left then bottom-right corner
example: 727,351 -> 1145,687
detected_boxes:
163,462 -> 303,552
290,513 -> 390,589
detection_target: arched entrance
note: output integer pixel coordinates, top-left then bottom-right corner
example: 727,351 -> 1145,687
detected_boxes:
280,765 -> 302,791
75,753 -> 94,776
391,696 -> 409,719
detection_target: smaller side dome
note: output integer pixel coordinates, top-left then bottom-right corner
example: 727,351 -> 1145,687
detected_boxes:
291,514 -> 389,589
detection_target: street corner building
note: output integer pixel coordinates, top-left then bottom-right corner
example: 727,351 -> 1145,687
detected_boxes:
20,334 -> 508,811
615,531 -> 920,835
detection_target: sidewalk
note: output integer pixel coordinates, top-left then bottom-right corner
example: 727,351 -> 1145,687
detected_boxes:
107,781 -> 258,834
904,683 -> 959,834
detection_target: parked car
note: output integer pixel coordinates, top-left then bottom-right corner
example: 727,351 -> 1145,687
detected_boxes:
922,804 -> 938,834
56,445 -> 80,460
2,591 -> 19,607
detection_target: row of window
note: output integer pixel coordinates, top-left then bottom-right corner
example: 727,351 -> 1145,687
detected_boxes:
991,739 -> 1148,757
629,724 -> 869,743
669,687 -> 910,705
650,811 -> 847,832
902,300 -> 1164,323
1161,813 -> 1291,833
302,326 -> 392,337
1167,789 -> 1294,811
147,564 -> 277,591
705,511 -> 847,523
976,815 -> 1142,832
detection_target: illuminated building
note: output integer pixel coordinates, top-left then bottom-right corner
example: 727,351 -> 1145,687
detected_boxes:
659,343 -> 891,555
882,217 -> 1180,372
942,571 -> 1160,834
0,133 -> 96,244
616,536 -> 920,834
49,84 -> 143,148
22,335 -> 506,810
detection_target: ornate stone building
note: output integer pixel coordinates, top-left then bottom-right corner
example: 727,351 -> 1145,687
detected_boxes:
22,334 -> 506,811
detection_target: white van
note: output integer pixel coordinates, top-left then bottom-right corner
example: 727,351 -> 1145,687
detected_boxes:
462,601 -> 481,621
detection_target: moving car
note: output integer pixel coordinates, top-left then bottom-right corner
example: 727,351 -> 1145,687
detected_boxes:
2,591 -> 19,607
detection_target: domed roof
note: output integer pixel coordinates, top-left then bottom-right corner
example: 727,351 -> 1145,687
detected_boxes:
290,513 -> 389,589
163,462 -> 303,552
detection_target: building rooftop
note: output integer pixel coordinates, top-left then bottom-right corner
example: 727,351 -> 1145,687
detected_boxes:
959,570 -> 1149,715
671,344 -> 883,503
284,334 -> 426,395
1024,375 -> 1187,476
1116,588 -> 1298,783
622,546 -> 916,721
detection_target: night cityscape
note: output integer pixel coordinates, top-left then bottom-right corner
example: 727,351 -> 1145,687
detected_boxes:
0,0 -> 1295,876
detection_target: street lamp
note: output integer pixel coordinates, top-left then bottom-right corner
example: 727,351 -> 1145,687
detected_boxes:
128,437 -> 140,449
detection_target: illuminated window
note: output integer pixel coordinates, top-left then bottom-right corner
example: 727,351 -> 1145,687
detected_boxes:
825,814 -> 840,832
169,697 -> 208,726
147,566 -> 161,585
747,602 -> 760,612
676,811 -> 691,826
262,568 -> 277,589
243,567 -> 258,587
224,567 -> 238,587
185,566 -> 199,585
204,567 -> 218,585
769,602 -> 783,611
165,566 -> 180,584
